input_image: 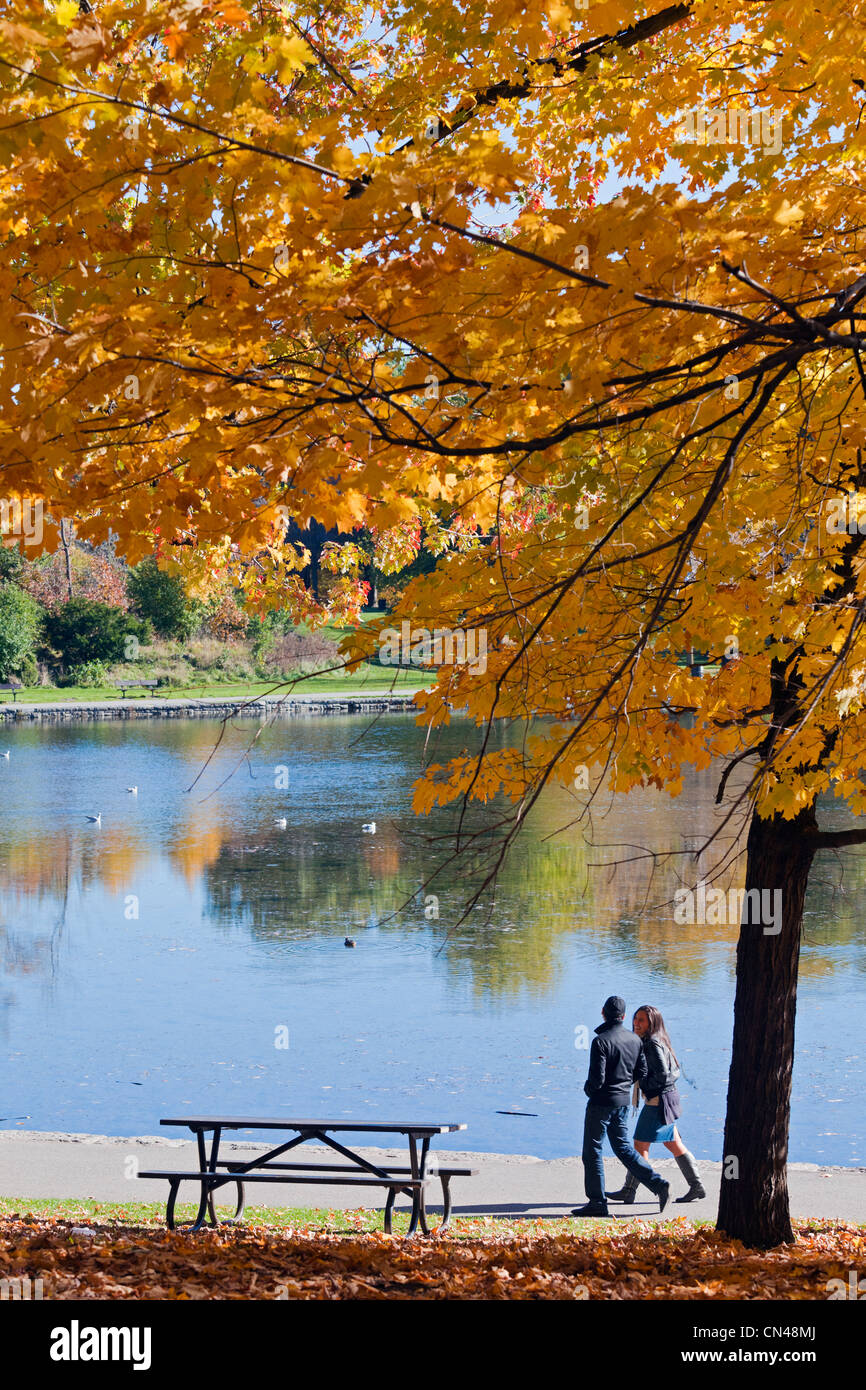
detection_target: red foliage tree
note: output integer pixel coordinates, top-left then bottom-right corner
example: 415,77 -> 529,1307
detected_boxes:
22,548 -> 129,612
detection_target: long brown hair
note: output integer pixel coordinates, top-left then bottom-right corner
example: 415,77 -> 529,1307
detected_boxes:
633,1005 -> 679,1068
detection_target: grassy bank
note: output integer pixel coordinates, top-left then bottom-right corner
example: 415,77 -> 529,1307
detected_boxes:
2,607 -> 431,705
1,667 -> 427,704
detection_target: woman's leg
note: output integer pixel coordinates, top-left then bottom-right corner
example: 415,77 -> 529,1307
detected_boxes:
606,1126 -> 652,1202
663,1128 -> 687,1158
669,1132 -> 706,1201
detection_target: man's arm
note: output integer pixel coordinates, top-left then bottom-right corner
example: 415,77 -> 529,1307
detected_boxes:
584,1037 -> 606,1097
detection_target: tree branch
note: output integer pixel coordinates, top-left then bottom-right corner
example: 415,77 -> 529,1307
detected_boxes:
809,827 -> 866,849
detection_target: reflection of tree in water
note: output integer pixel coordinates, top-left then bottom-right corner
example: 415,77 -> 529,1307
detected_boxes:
0,926 -> 53,977
200,755 -> 866,997
0,926 -> 58,1039
0,827 -> 153,1008
0,718 -> 861,1008
199,788 -> 599,998
0,826 -> 152,902
203,821 -> 433,941
536,766 -> 866,984
801,841 -> 866,979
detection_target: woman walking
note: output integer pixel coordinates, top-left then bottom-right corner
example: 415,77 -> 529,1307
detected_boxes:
607,1004 -> 706,1204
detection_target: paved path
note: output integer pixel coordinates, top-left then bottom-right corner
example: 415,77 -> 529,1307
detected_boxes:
0,1132 -> 862,1225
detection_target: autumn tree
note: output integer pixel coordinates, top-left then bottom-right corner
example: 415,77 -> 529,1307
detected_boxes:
3,0 -> 866,1246
22,543 -> 129,611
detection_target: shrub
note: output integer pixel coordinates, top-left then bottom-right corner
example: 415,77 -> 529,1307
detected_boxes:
17,653 -> 39,686
57,659 -> 109,689
248,608 -> 297,653
205,593 -> 248,641
43,598 -> 148,668
0,582 -> 42,679
0,546 -> 24,585
128,556 -> 199,638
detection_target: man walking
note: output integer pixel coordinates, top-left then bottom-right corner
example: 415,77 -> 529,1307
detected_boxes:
572,995 -> 670,1218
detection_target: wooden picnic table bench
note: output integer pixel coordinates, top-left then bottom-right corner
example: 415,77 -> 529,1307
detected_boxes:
139,1116 -> 474,1236
0,680 -> 22,701
114,680 -> 159,698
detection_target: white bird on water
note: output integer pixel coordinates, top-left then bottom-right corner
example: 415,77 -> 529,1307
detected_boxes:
361,822 -> 376,834
126,786 -> 138,795
85,813 -> 102,825
274,817 -> 287,829
1,751 -> 9,760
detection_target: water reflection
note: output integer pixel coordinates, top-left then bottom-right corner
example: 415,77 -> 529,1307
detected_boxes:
0,715 -> 863,1159
1,719 -> 864,991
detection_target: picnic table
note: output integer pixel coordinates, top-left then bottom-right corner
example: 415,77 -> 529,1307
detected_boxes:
139,1116 -> 474,1236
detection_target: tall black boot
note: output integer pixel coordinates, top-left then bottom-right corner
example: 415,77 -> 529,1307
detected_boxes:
606,1170 -> 639,1202
674,1150 -> 706,1201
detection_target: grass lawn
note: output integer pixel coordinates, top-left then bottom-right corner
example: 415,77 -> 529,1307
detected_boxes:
0,1194 -> 598,1239
1,667 -> 427,704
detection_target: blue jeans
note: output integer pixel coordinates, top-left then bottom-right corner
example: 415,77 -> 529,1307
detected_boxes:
582,1103 -> 663,1203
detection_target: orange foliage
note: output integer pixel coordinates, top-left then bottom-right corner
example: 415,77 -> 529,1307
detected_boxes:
0,1215 -> 859,1300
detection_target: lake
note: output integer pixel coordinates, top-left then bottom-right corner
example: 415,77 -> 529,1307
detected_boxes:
0,712 -> 864,1163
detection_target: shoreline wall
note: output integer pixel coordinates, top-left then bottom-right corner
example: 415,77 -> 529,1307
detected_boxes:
0,693 -> 419,722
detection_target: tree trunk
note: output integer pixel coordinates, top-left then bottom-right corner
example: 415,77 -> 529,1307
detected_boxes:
59,518 -> 74,599
717,805 -> 818,1247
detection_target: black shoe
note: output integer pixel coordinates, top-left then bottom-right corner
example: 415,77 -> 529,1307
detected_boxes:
571,1202 -> 610,1217
655,1180 -> 670,1214
675,1183 -> 706,1203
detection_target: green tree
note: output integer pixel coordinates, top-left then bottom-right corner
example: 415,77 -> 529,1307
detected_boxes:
44,599 -> 147,668
0,582 -> 41,679
128,557 -> 198,639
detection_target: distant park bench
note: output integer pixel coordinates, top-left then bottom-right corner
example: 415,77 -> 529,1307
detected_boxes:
0,680 -> 21,702
140,1115 -> 475,1235
114,680 -> 159,698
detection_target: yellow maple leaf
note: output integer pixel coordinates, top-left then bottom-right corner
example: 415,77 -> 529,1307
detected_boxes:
53,0 -> 78,27
274,34 -> 313,81
772,200 -> 804,227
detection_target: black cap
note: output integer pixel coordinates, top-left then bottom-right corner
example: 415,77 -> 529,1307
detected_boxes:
602,995 -> 626,1021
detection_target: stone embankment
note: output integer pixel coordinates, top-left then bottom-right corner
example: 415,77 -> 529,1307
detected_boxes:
0,692 -> 419,722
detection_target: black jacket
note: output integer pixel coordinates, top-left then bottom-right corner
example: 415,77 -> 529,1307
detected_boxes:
640,1036 -> 680,1100
584,1021 -> 647,1106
